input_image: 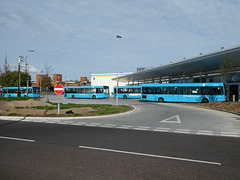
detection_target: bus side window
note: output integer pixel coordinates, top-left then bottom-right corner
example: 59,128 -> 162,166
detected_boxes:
163,87 -> 167,94
201,87 -> 210,95
123,88 -> 128,93
133,88 -> 141,93
129,88 -> 133,93
211,87 -> 223,95
191,87 -> 200,95
96,88 -> 103,93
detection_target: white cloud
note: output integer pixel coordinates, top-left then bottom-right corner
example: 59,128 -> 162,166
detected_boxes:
29,65 -> 41,74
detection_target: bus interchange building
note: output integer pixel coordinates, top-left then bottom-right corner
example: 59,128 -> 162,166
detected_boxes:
116,46 -> 240,102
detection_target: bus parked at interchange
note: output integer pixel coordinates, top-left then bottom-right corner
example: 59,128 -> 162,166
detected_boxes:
141,83 -> 225,103
1,87 -> 41,98
113,86 -> 141,99
64,86 -> 109,99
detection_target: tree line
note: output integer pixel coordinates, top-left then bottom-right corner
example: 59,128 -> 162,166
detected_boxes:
0,55 -> 53,92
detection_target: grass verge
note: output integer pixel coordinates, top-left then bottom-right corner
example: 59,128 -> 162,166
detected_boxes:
0,97 -> 38,101
34,103 -> 133,116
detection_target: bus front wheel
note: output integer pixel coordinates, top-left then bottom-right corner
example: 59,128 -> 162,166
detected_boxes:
92,95 -> 96,99
158,97 -> 164,102
72,95 -> 75,99
201,98 -> 209,103
123,95 -> 127,99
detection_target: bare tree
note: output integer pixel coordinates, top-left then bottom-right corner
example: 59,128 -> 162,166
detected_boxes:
41,60 -> 54,91
43,60 -> 54,76
219,56 -> 234,101
3,53 -> 10,73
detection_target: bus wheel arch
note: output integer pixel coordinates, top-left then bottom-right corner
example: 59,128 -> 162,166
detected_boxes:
92,95 -> 96,99
158,97 -> 164,102
201,98 -> 209,103
72,95 -> 75,99
123,95 -> 127,99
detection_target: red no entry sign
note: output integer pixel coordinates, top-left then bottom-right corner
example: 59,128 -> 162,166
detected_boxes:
54,84 -> 64,95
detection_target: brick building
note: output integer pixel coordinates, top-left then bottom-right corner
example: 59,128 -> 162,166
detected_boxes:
52,74 -> 62,86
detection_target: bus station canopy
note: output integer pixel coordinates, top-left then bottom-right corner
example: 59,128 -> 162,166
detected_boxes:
116,46 -> 240,82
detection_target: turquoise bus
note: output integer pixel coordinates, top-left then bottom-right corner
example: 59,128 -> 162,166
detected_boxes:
64,86 -> 109,99
1,87 -> 41,98
113,86 -> 141,99
141,83 -> 226,103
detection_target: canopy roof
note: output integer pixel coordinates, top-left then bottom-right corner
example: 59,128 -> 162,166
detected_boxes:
117,46 -> 240,82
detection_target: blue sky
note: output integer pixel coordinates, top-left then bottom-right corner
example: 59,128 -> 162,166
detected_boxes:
0,0 -> 240,81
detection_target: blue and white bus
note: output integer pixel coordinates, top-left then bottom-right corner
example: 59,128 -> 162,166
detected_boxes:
113,86 -> 141,99
64,86 -> 109,99
141,83 -> 226,103
1,87 -> 41,98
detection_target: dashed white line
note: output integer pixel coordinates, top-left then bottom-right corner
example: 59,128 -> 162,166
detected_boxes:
78,145 -> 221,166
133,126 -> 151,131
174,129 -> 191,134
220,132 -> 239,137
0,136 -> 35,143
100,124 -> 117,128
198,130 -> 213,133
118,125 -> 134,129
153,127 -> 170,132
220,132 -> 238,135
90,123 -> 102,126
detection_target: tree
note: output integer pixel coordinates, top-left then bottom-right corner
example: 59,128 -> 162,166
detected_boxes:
41,76 -> 52,92
3,54 -> 10,73
0,70 -> 31,87
219,56 -> 234,101
41,60 -> 54,91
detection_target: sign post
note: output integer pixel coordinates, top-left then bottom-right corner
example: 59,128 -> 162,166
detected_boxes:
54,84 -> 64,115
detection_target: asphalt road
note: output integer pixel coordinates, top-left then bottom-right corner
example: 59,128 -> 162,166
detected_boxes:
5,95 -> 239,137
0,121 -> 240,179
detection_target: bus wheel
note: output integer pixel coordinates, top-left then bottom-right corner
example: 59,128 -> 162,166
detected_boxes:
92,95 -> 96,99
123,95 -> 127,99
158,97 -> 164,102
72,95 -> 75,99
201,98 -> 209,103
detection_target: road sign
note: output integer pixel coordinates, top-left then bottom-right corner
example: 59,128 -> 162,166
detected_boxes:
54,84 -> 64,95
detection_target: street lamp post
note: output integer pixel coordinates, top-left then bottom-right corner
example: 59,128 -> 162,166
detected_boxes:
18,56 -> 24,97
25,50 -> 34,96
116,35 -> 122,106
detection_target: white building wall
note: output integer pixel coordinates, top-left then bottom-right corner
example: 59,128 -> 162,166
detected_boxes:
91,72 -> 132,96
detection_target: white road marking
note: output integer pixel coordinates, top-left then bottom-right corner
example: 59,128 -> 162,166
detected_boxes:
220,132 -> 239,137
117,125 -> 134,129
90,123 -> 101,126
0,136 -> 35,143
198,130 -> 213,133
78,145 -> 221,166
176,129 -> 190,131
220,134 -> 239,137
220,132 -> 238,135
153,129 -> 169,132
85,124 -> 98,127
174,130 -> 190,134
197,132 -> 213,136
174,129 -> 191,134
134,126 -> 151,131
160,115 -> 181,123
137,126 -> 151,129
100,124 -> 117,128
153,127 -> 170,132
